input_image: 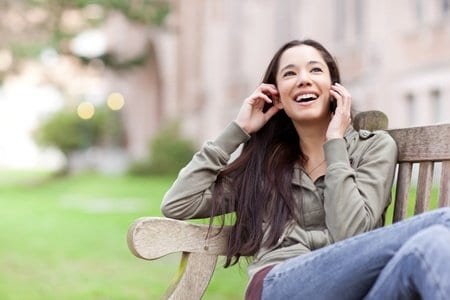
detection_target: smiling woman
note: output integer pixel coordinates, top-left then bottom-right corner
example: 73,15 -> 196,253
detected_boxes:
160,39 -> 450,300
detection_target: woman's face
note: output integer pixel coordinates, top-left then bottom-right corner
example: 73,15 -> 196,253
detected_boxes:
275,45 -> 332,125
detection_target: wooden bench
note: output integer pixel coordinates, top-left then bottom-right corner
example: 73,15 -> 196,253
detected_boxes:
127,111 -> 450,300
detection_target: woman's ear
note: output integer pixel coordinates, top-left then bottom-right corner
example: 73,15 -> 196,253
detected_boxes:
273,96 -> 283,109
276,102 -> 283,109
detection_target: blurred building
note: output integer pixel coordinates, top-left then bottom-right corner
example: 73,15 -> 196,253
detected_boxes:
1,0 -> 450,170
165,0 -> 450,143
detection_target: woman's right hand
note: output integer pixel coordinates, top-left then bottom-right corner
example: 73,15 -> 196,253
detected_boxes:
234,84 -> 281,134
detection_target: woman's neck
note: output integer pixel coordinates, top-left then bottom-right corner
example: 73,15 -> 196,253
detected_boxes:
294,121 -> 329,181
294,121 -> 329,158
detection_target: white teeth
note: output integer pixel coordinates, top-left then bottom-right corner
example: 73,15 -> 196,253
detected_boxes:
295,94 -> 318,102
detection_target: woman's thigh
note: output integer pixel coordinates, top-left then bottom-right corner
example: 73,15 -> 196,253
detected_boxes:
365,225 -> 450,300
262,207 -> 450,300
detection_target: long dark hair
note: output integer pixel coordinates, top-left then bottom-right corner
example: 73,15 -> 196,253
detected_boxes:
210,39 -> 341,267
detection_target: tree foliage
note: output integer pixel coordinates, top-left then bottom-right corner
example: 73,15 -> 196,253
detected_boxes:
27,0 -> 170,25
34,105 -> 123,156
4,0 -> 170,60
35,110 -> 99,156
129,123 -> 196,176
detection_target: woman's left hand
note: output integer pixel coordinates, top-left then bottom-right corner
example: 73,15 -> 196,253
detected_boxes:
326,83 -> 352,140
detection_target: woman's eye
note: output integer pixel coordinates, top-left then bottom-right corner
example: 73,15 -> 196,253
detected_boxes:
283,71 -> 296,77
311,67 -> 323,73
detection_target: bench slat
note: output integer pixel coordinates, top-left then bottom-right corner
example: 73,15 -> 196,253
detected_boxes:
415,162 -> 434,214
393,162 -> 412,222
165,252 -> 218,300
388,124 -> 450,162
439,161 -> 450,207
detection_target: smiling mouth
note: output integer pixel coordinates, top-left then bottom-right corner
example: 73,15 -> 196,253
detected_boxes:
295,93 -> 318,103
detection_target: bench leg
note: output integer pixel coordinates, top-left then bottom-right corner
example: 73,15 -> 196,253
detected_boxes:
165,252 -> 218,300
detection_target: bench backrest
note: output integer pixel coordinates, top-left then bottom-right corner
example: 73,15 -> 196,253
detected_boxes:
388,123 -> 450,222
127,111 -> 450,299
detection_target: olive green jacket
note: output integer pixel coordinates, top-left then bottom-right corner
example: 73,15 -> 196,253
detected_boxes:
161,121 -> 398,280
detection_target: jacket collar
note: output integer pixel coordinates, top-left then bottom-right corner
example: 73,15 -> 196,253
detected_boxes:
344,125 -> 357,144
291,125 -> 356,190
292,165 -> 317,191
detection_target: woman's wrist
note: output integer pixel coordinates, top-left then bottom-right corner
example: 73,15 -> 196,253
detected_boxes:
214,121 -> 251,154
234,120 -> 250,134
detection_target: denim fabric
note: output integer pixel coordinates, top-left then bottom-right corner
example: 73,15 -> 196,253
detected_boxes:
365,225 -> 450,300
262,208 -> 450,300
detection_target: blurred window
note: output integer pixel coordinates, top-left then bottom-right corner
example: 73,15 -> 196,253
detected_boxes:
442,0 -> 450,18
431,89 -> 443,123
406,93 -> 417,126
354,0 -> 364,38
414,0 -> 424,26
334,0 -> 347,41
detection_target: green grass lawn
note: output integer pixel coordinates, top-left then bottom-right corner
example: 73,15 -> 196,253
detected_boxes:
0,171 -> 247,300
384,185 -> 440,225
0,171 -> 441,299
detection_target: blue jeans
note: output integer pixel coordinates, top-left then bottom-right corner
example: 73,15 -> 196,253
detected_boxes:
261,208 -> 450,300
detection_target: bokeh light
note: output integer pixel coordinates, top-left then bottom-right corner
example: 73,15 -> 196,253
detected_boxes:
77,101 -> 95,119
107,92 -> 125,111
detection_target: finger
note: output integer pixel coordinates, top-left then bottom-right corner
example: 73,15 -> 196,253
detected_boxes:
334,83 -> 349,96
331,84 -> 351,113
330,89 -> 343,110
256,91 -> 274,104
260,83 -> 278,92
260,84 -> 279,97
334,83 -> 352,109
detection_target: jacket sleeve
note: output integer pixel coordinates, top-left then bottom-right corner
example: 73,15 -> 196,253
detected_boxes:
323,131 -> 398,242
160,122 -> 250,220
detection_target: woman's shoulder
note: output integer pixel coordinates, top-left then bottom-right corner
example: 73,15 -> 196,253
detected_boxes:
342,127 -> 398,168
346,127 -> 397,153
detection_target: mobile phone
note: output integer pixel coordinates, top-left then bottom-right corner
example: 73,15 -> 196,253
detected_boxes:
329,96 -> 337,113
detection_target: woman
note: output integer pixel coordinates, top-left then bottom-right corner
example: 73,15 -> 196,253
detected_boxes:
161,39 -> 450,299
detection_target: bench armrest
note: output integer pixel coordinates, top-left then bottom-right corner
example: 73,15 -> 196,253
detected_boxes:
127,217 -> 231,299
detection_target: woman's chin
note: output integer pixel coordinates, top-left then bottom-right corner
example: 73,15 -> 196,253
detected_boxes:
289,111 -> 330,124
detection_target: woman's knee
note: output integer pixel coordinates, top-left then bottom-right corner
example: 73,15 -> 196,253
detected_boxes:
436,206 -> 450,216
418,207 -> 450,226
406,225 -> 450,254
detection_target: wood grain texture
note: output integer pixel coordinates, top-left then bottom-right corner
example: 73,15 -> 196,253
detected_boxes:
415,162 -> 434,214
393,162 -> 412,223
127,217 -> 230,260
388,124 -> 450,162
439,161 -> 450,207
164,252 -> 218,300
127,218 -> 231,300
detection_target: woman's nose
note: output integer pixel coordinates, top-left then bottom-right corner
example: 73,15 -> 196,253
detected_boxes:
296,72 -> 312,86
